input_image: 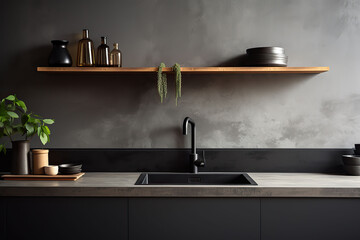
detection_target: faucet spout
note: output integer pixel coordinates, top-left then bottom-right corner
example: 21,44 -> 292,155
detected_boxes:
183,117 -> 202,173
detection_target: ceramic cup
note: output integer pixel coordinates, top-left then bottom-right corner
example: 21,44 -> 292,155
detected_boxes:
44,165 -> 59,176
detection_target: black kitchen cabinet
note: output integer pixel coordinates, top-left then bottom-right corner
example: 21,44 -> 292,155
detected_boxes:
0,198 -> 5,240
5,197 -> 128,240
261,198 -> 360,240
2,197 -> 360,239
129,198 -> 260,240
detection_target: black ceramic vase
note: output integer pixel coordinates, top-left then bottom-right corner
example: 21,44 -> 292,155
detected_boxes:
48,40 -> 72,67
11,140 -> 30,175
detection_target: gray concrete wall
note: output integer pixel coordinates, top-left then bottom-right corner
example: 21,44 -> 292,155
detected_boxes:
0,0 -> 359,148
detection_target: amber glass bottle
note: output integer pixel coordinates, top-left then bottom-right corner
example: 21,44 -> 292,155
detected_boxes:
77,29 -> 96,66
110,43 -> 122,67
96,37 -> 110,67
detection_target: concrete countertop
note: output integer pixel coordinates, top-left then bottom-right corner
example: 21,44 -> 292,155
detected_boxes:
1,172 -> 360,197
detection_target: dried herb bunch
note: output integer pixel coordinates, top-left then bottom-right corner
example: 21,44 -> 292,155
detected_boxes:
172,63 -> 181,105
157,62 -> 167,103
157,63 -> 182,105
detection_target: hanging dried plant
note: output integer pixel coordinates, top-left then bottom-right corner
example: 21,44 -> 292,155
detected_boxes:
157,63 -> 182,105
172,63 -> 181,106
157,63 -> 167,103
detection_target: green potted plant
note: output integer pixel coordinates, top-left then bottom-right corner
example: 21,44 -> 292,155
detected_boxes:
0,94 -> 54,174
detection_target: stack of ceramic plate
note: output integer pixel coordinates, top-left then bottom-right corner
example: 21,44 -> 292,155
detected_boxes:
245,47 -> 288,67
343,144 -> 360,175
59,163 -> 82,175
342,155 -> 360,175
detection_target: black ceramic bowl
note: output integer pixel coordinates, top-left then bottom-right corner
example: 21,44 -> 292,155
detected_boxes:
60,171 -> 81,175
344,165 -> 360,176
246,53 -> 288,59
246,47 -> 285,55
342,155 -> 360,166
60,169 -> 82,175
59,163 -> 82,169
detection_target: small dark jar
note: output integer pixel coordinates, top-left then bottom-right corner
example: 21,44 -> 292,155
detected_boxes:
48,40 -> 72,67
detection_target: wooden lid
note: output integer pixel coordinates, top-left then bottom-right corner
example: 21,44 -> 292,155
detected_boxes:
32,149 -> 49,153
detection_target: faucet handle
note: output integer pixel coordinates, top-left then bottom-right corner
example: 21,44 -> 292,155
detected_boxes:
202,150 -> 206,166
194,150 -> 206,167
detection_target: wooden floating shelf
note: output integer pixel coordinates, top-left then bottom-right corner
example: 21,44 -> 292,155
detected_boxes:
37,67 -> 329,74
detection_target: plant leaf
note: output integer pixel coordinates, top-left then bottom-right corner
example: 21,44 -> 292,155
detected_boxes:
4,125 -> 12,136
5,95 -> 15,101
42,125 -> 50,136
34,118 -> 41,124
0,122 -> 3,128
7,111 -> 19,118
16,100 -> 27,112
40,132 -> 48,145
27,116 -> 34,123
25,123 -> 35,135
43,119 -> 55,124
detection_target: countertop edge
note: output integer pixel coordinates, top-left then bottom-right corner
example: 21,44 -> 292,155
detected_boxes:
2,187 -> 360,198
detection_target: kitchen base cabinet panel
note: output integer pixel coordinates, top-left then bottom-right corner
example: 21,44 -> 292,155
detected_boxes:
0,198 -> 5,240
129,198 -> 260,240
6,197 -> 127,240
261,198 -> 360,240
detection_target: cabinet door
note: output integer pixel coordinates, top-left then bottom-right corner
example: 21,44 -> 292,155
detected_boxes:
0,198 -> 5,240
129,198 -> 260,240
6,197 -> 128,240
262,198 -> 360,240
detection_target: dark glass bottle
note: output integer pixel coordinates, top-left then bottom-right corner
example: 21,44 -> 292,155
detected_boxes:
48,40 -> 72,67
96,37 -> 110,67
77,29 -> 96,67
110,43 -> 122,67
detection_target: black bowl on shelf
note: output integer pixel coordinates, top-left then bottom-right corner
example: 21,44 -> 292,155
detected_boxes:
246,53 -> 288,60
245,46 -> 288,67
246,47 -> 285,55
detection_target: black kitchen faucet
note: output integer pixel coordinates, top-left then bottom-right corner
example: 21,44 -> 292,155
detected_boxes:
183,117 -> 205,173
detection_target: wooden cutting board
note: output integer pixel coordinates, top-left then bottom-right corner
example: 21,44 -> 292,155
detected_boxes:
2,172 -> 85,181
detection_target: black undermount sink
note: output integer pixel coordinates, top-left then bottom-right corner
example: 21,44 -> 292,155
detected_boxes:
135,173 -> 257,185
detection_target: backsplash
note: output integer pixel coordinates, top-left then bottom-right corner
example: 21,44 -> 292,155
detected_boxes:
1,0 -> 360,148
0,148 -> 353,173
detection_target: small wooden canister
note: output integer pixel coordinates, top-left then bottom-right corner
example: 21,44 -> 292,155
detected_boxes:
32,149 -> 49,174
